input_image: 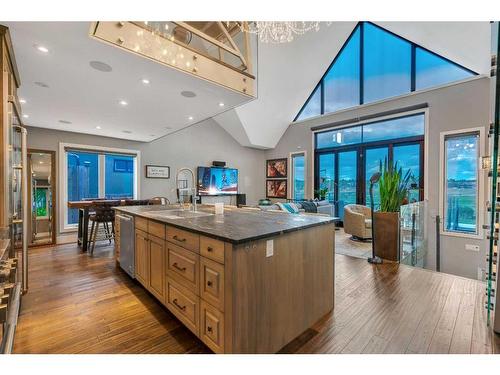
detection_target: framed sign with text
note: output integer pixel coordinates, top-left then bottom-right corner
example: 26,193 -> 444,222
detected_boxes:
145,165 -> 170,179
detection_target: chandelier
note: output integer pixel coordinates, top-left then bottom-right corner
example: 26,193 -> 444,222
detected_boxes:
237,22 -> 325,43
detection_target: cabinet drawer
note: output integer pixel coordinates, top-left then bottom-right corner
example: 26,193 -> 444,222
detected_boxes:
148,220 -> 166,239
200,236 -> 225,264
167,226 -> 199,253
200,257 -> 225,311
166,242 -> 199,293
135,216 -> 148,232
200,300 -> 224,353
166,278 -> 199,336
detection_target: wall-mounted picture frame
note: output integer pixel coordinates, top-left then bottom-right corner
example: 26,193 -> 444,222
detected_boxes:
266,158 -> 287,178
145,165 -> 170,179
266,179 -> 287,199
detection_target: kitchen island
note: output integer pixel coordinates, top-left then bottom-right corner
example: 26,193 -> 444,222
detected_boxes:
114,205 -> 335,353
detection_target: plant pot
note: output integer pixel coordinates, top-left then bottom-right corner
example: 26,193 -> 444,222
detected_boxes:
373,211 -> 399,262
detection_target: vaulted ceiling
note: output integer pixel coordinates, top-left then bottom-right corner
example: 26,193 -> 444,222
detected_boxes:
214,21 -> 491,149
4,21 -> 491,148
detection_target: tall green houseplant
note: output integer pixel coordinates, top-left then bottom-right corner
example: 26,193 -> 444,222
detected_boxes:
378,158 -> 411,212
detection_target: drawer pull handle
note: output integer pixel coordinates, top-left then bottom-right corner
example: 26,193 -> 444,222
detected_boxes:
173,235 -> 186,242
207,326 -> 213,333
172,298 -> 186,311
207,281 -> 213,287
207,246 -> 213,252
172,263 -> 186,272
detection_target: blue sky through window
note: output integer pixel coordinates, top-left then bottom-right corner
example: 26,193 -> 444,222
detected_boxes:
294,22 -> 476,122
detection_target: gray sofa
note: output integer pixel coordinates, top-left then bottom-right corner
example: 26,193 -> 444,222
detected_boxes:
258,200 -> 335,217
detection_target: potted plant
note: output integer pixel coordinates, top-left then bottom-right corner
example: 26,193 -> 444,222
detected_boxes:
315,187 -> 329,201
373,158 -> 411,261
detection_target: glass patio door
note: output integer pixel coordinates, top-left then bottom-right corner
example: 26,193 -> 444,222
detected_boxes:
338,150 -> 358,219
364,146 -> 389,209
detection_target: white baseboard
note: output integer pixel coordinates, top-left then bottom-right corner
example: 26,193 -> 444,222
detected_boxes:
56,233 -> 77,244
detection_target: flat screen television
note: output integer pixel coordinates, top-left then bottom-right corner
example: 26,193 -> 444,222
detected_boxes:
197,166 -> 238,196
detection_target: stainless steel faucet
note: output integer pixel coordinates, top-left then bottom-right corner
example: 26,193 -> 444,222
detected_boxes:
175,167 -> 197,212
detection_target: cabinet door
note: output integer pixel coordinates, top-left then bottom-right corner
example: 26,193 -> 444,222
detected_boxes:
149,234 -> 166,301
135,229 -> 149,287
200,257 -> 224,311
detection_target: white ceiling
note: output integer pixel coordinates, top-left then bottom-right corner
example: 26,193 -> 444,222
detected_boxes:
215,21 -> 491,149
4,22 -> 492,148
5,22 -> 252,142
30,152 -> 52,180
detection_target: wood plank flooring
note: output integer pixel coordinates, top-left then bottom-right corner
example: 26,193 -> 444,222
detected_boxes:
13,243 -> 500,354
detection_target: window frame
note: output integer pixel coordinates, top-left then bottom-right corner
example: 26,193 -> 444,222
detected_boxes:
311,108 -> 429,214
289,151 -> 307,201
439,127 -> 485,239
293,22 -> 477,122
59,142 -> 141,233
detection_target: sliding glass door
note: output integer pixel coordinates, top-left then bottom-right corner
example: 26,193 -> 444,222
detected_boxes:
315,140 -> 423,220
365,147 -> 389,209
338,151 -> 358,217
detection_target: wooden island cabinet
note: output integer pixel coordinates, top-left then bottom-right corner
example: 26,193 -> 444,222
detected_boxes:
115,206 -> 335,354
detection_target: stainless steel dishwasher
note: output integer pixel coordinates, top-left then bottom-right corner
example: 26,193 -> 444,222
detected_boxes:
116,214 -> 135,278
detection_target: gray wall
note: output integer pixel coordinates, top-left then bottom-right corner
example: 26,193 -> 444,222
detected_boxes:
266,76 -> 491,280
26,118 -> 266,239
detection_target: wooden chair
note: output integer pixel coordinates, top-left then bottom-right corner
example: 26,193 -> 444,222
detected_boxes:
88,200 -> 120,255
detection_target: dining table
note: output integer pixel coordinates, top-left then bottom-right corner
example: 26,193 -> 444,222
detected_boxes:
67,199 -> 131,252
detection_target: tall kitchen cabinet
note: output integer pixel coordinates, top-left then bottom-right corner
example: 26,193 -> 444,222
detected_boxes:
0,24 -> 28,353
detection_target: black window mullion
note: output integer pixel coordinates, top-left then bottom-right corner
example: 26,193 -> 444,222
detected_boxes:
411,44 -> 416,92
359,22 -> 364,105
320,81 -> 325,115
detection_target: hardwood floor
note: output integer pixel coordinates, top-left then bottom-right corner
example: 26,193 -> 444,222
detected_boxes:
14,243 -> 500,354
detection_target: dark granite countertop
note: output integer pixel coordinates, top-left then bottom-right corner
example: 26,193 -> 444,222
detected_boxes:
114,205 -> 335,244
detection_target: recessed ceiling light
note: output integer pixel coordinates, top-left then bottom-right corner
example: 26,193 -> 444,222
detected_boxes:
96,126 -> 102,129
34,81 -> 49,88
122,130 -> 132,134
119,100 -> 128,106
39,161 -> 44,164
19,98 -> 26,104
35,45 -> 49,53
22,114 -> 29,118
59,120 -> 72,124
188,116 -> 194,121
219,102 -> 225,107
89,61 -> 112,72
181,90 -> 196,98
141,78 -> 150,85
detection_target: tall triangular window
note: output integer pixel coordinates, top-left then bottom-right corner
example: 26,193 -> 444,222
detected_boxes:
294,22 -> 477,122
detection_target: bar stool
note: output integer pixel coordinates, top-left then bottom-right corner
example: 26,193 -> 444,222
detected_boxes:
88,200 -> 120,255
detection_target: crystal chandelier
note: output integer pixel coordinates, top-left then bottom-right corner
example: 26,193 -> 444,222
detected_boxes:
238,22 -> 324,43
